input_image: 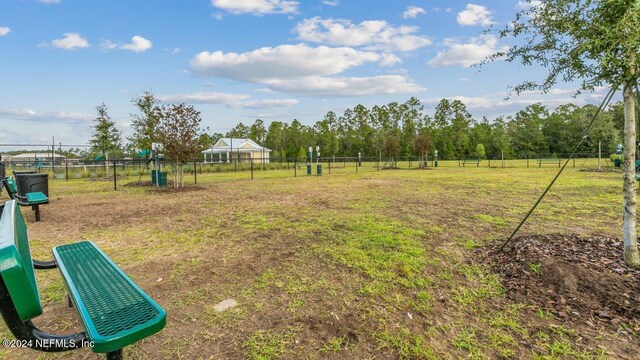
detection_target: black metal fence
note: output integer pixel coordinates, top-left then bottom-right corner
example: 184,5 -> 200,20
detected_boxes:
0,153 -> 616,198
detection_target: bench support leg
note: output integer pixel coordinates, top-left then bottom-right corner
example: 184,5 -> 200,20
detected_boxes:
33,205 -> 41,222
67,294 -> 73,308
106,349 -> 123,360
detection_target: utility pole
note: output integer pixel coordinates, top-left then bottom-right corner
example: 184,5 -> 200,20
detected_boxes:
52,136 -> 55,171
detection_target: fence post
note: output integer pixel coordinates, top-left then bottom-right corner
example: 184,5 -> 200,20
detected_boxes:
65,160 -> 69,181
194,161 -> 197,184
526,155 -> 529,168
251,157 -> 254,180
294,159 -> 297,177
113,160 -> 117,190
328,159 -> 331,174
356,158 -> 358,173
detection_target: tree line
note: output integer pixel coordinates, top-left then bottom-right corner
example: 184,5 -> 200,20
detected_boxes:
88,93 -> 624,163
220,97 -> 623,161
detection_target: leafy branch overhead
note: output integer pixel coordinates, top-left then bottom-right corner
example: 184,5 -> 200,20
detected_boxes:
489,0 -> 640,93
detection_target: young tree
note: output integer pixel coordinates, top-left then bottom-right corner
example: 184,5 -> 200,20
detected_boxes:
491,0 -> 640,265
297,146 -> 307,160
475,144 -> 486,159
155,103 -> 205,188
128,91 -> 160,152
413,129 -> 433,169
249,119 -> 267,144
383,134 -> 401,166
89,103 -> 122,160
226,122 -> 250,138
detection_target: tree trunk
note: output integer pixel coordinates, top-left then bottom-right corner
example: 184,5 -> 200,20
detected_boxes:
622,73 -> 640,266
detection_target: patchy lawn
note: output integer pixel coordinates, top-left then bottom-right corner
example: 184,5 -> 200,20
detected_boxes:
0,167 -> 636,359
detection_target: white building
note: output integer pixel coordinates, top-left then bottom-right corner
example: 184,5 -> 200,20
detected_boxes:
3,153 -> 67,162
202,138 -> 271,164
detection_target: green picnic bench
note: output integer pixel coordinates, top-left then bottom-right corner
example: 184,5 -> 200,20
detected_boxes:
0,200 -> 166,359
537,158 -> 562,167
2,177 -> 48,222
462,159 -> 481,167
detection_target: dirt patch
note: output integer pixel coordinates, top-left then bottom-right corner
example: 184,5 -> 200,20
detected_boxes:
87,175 -> 128,181
579,168 -> 621,173
124,180 -> 153,187
481,234 -> 640,333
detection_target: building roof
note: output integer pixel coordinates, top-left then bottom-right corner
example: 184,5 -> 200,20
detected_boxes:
9,153 -> 66,159
202,138 -> 271,154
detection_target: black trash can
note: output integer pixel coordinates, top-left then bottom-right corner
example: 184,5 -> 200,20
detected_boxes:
15,173 -> 49,197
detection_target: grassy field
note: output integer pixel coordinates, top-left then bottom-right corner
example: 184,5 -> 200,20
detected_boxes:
0,166 -> 633,359
9,157 -> 616,197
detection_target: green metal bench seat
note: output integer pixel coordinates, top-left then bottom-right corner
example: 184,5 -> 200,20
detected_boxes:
0,200 -> 166,359
2,177 -> 49,221
53,241 -> 166,354
25,192 -> 49,204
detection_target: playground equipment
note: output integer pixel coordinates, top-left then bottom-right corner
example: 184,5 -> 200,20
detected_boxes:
150,143 -> 167,187
307,147 -> 312,175
316,146 -> 322,176
615,144 -> 622,167
135,145 -> 166,187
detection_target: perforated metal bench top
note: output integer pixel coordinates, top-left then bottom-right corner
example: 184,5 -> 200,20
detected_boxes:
52,241 -> 166,353
25,192 -> 48,204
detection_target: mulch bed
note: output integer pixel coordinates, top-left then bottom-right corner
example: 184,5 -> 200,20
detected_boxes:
579,168 -> 621,173
124,180 -> 154,187
479,234 -> 640,333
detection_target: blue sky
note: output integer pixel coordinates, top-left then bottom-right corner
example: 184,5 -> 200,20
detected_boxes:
0,0 -> 612,147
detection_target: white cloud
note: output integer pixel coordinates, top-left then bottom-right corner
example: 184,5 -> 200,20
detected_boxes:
211,0 -> 299,15
264,75 -> 425,97
100,39 -> 117,51
212,12 -> 224,20
0,27 -> 11,36
428,35 -> 507,68
457,4 -> 495,26
0,108 -> 93,123
517,0 -> 543,10
158,91 -> 298,109
295,17 -> 431,52
171,48 -> 180,55
190,43 -> 423,97
50,32 -> 90,50
159,92 -> 249,104
238,99 -> 299,108
120,35 -> 152,52
38,0 -> 61,3
322,1 -> 339,6
402,6 -> 426,19
422,87 -> 611,117
190,43 -> 388,81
